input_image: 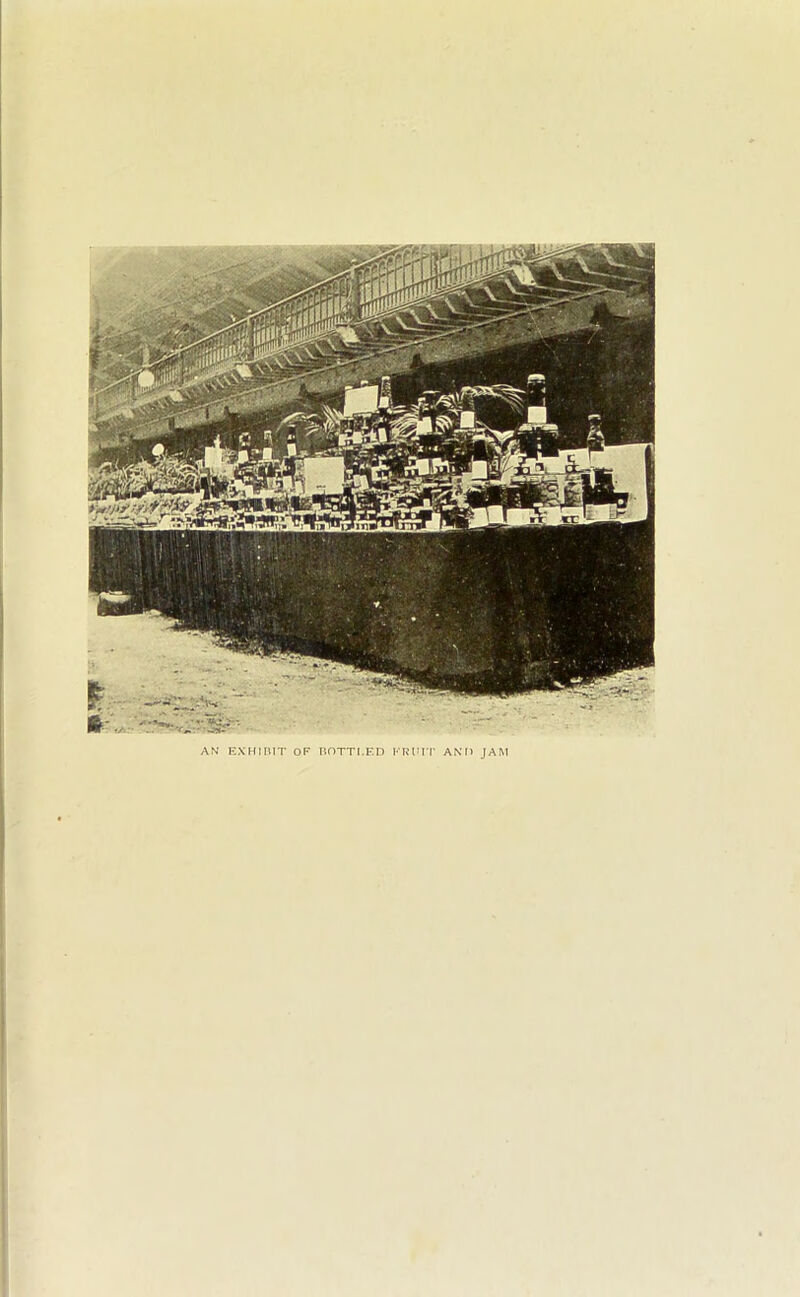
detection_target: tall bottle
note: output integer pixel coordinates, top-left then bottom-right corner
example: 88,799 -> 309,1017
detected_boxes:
373,409 -> 391,444
470,431 -> 489,481
459,386 -> 476,431
587,413 -> 605,453
416,392 -> 441,474
378,375 -> 393,410
526,373 -> 547,425
486,482 -> 506,526
467,482 -> 489,528
284,425 -> 298,484
505,483 -> 525,527
517,374 -> 547,462
446,387 -> 473,470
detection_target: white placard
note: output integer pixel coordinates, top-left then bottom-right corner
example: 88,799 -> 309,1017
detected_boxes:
343,384 -> 379,415
303,456 -> 346,496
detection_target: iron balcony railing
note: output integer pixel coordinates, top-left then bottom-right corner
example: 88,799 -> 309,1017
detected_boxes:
92,243 -> 572,418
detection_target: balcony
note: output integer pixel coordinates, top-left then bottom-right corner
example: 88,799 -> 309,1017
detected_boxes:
91,242 -> 654,427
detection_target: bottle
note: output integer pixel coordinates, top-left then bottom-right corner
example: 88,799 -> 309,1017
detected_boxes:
505,483 -> 525,526
415,396 -> 433,474
467,483 -> 489,528
526,373 -> 547,425
517,419 -> 538,461
487,482 -> 506,526
470,432 -> 489,481
563,469 -> 584,508
540,422 -> 560,459
262,429 -> 273,461
518,479 -> 537,524
420,391 -> 438,431
459,386 -> 476,431
285,424 -> 298,460
378,375 -> 393,410
587,413 -> 605,453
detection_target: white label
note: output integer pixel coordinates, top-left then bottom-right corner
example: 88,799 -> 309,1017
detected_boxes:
506,507 -> 527,527
469,507 -> 489,529
471,461 -> 488,481
527,406 -> 547,425
416,458 -> 431,475
488,505 -> 505,525
460,411 -> 476,430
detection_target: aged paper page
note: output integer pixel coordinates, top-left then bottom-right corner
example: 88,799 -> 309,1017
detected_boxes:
4,2 -> 798,1294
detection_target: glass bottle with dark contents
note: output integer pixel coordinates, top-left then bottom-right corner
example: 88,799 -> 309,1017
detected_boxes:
467,482 -> 489,528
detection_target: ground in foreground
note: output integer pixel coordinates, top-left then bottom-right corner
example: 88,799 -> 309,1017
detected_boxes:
88,598 -> 654,735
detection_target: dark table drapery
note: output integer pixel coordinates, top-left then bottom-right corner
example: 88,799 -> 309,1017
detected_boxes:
89,520 -> 654,691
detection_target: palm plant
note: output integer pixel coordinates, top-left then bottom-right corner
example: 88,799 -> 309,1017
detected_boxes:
388,384 -> 524,451
274,404 -> 342,453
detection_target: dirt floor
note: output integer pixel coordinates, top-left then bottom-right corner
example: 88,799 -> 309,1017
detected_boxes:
88,597 -> 654,735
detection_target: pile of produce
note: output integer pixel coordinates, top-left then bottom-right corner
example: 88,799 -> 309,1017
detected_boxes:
88,492 -> 200,528
88,453 -> 200,501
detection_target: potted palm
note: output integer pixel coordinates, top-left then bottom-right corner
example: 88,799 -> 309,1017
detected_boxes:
274,404 -> 343,455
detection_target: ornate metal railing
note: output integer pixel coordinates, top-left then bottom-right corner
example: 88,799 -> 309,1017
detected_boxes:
92,243 -> 575,416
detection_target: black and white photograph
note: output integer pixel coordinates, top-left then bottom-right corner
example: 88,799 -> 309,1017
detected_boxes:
9,4 -> 799,1296
88,242 -> 655,733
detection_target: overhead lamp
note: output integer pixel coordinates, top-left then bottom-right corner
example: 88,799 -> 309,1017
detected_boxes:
122,408 -> 135,420
336,325 -> 360,344
235,362 -> 253,379
168,390 -> 184,403
138,368 -> 155,388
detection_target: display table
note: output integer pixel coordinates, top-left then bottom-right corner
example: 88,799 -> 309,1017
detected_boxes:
89,511 -> 653,692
